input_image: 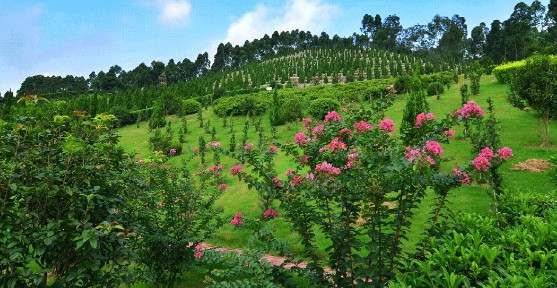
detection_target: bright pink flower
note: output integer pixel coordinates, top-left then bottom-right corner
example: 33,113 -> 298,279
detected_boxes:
195,251 -> 203,259
285,168 -> 294,177
272,177 -> 283,188
425,141 -> 444,157
302,118 -> 313,130
386,84 -> 394,90
299,155 -> 309,163
294,132 -> 310,145
453,100 -> 485,119
193,147 -> 200,153
206,165 -> 224,172
497,147 -> 513,161
353,120 -> 373,133
312,124 -> 325,137
480,147 -> 494,160
425,156 -> 436,165
244,143 -> 253,151
264,209 -> 278,219
195,244 -> 203,251
315,162 -> 341,175
206,141 -> 221,147
472,156 -> 491,171
306,173 -> 315,180
444,130 -> 456,138
290,175 -> 303,187
169,148 -> 177,155
452,168 -> 471,185
218,183 -> 227,190
348,153 -> 359,160
325,137 -> 348,153
404,147 -> 422,163
378,119 -> 395,133
269,145 -> 278,153
339,128 -> 353,136
324,111 -> 342,123
344,161 -> 354,169
415,113 -> 436,128
229,165 -> 244,175
230,212 -> 244,226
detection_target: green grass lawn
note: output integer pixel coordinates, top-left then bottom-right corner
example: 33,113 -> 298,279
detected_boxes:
117,75 -> 556,285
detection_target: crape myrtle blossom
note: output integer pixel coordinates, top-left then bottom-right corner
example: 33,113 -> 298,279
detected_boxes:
453,168 -> 471,185
378,118 -> 395,133
353,120 -> 373,133
206,141 -> 221,147
480,147 -> 494,160
324,111 -> 342,123
268,145 -> 278,153
230,212 -> 243,226
444,130 -> 455,138
425,141 -> 444,157
264,209 -> 278,219
498,147 -> 513,160
453,100 -> 485,119
294,132 -> 310,145
272,177 -> 283,188
415,112 -> 436,128
229,165 -> 244,175
472,156 -> 491,171
315,162 -> 341,176
312,124 -> 325,137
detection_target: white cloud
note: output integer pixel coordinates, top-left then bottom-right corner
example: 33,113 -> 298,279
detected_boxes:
209,0 -> 340,56
157,0 -> 191,25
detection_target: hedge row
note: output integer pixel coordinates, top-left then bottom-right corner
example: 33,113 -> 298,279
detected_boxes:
493,55 -> 557,84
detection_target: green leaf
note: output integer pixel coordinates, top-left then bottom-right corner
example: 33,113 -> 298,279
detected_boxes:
90,237 -> 98,249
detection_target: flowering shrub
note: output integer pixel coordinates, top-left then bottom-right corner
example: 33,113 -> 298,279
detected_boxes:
225,99 -> 512,286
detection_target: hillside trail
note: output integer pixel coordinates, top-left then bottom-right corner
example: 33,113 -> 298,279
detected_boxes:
197,242 -> 335,275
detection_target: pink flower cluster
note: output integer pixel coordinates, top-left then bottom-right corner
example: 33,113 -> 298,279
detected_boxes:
302,118 -> 313,130
269,145 -> 278,153
344,161 -> 354,169
472,147 -> 513,171
324,137 -> 348,153
218,183 -> 227,190
290,175 -> 303,187
315,162 -> 341,176
206,141 -> 221,147
272,177 -> 283,188
306,173 -> 315,180
378,118 -> 395,134
193,147 -> 200,153
444,130 -> 456,138
454,100 -> 485,119
415,113 -> 436,128
264,208 -> 278,219
244,143 -> 254,151
312,124 -> 325,137
194,243 -> 203,259
324,111 -> 342,123
453,168 -> 471,185
353,120 -> 373,133
498,147 -> 513,160
206,165 -> 224,173
339,128 -> 353,136
230,212 -> 243,226
404,147 -> 422,163
229,165 -> 244,175
294,132 -> 310,145
425,141 -> 444,157
348,153 -> 359,160
299,155 -> 309,163
285,168 -> 294,177
169,148 -> 177,155
472,156 -> 491,171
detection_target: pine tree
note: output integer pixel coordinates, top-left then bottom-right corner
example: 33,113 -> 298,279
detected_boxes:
197,107 -> 204,128
149,101 -> 166,130
269,89 -> 283,126
229,133 -> 236,152
241,120 -> 249,146
198,135 -> 206,165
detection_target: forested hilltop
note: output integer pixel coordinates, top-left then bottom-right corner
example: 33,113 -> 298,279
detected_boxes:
4,0 -> 555,102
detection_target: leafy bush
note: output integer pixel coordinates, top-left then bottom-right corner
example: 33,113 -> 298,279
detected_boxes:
493,55 -> 557,83
507,55 -> 557,145
149,128 -> 172,153
213,95 -> 269,118
281,97 -> 304,122
395,74 -> 411,94
149,102 -> 166,129
307,98 -> 340,120
392,190 -> 557,287
181,99 -> 201,116
227,98 -> 511,286
0,113 -> 136,287
426,81 -> 445,96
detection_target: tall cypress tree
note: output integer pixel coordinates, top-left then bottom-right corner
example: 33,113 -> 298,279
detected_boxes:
400,64 -> 428,145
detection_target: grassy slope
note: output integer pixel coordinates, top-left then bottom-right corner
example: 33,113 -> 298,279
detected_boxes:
117,75 -> 557,257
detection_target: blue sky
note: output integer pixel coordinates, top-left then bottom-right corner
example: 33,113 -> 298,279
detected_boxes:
0,0 -> 550,93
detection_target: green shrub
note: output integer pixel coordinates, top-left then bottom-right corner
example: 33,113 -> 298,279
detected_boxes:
426,81 -> 444,96
213,95 -> 268,118
181,99 -> 201,116
149,128 -> 172,153
307,98 -> 340,120
149,102 -> 166,129
493,55 -> 557,83
281,97 -> 304,122
395,74 -> 411,94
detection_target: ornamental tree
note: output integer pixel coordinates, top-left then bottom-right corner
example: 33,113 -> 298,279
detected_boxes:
508,55 -> 557,146
227,98 -> 512,287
